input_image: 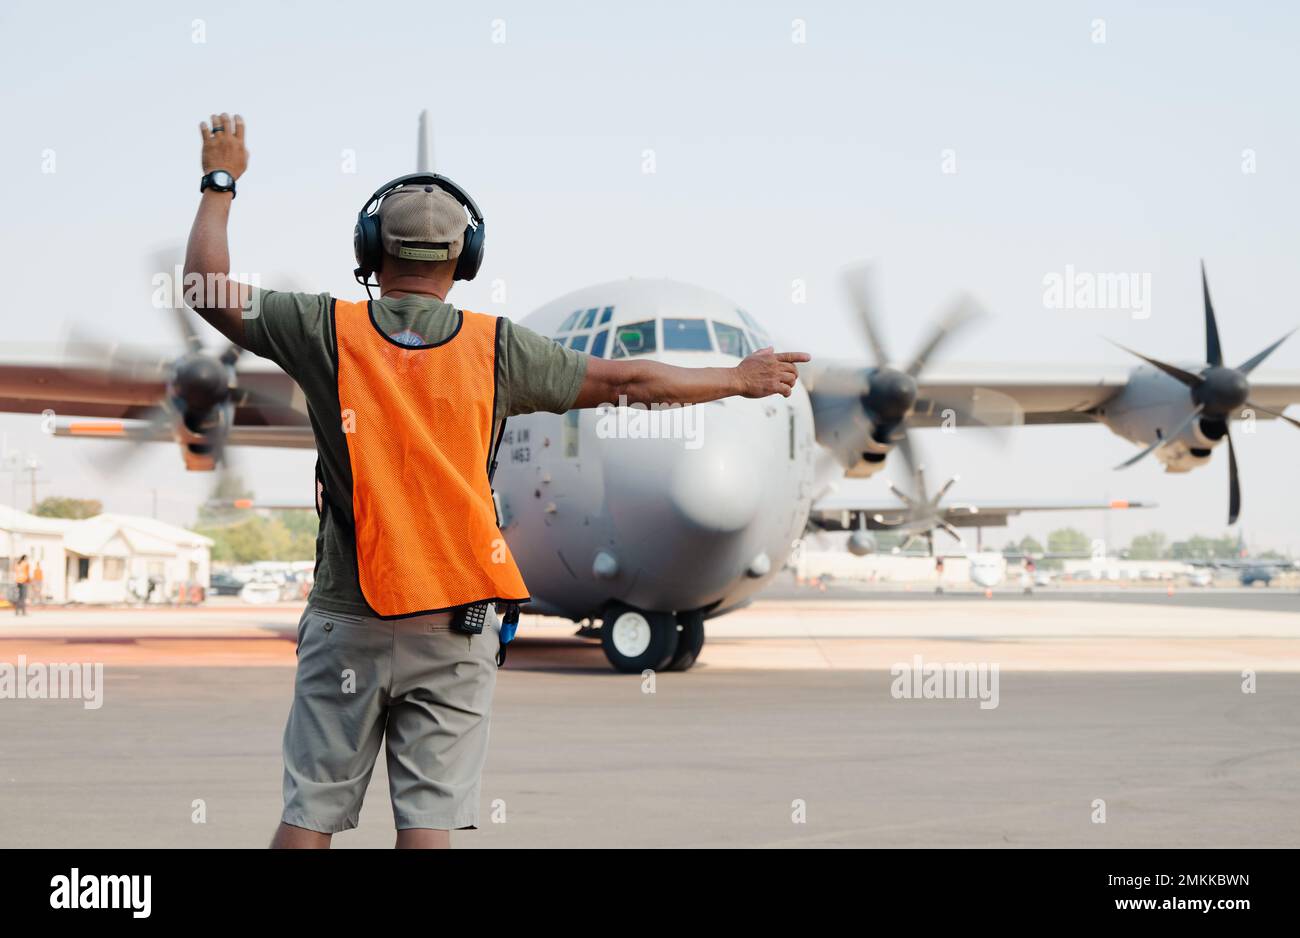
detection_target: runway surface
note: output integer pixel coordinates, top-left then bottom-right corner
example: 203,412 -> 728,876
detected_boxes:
1,591 -> 1298,848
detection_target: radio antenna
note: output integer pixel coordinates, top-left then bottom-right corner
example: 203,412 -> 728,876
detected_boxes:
416,109 -> 433,172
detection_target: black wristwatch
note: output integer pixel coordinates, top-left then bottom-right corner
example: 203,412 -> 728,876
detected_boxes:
200,170 -> 236,198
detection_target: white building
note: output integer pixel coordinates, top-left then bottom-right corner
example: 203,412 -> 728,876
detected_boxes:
0,504 -> 69,602
0,505 -> 212,604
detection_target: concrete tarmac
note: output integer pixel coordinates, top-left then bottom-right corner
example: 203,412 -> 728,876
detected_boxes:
1,594 -> 1298,848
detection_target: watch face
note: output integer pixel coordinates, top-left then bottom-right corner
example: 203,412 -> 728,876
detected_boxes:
211,171 -> 233,187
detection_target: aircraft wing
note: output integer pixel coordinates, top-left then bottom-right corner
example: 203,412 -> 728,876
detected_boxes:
809,492 -> 1153,531
0,348 -> 309,433
909,363 -> 1133,426
0,355 -> 167,419
804,360 -> 1300,429
1237,372 -> 1300,415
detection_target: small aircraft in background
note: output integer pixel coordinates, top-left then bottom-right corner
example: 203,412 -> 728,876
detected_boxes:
1187,531 -> 1295,586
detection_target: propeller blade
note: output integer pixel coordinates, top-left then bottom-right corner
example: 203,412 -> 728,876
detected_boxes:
914,462 -> 929,504
173,307 -> 204,354
1244,400 -> 1300,430
148,246 -> 204,353
938,521 -> 964,544
931,475 -> 960,506
1226,425 -> 1241,525
1202,260 -> 1223,367
88,406 -> 171,477
886,481 -> 917,509
841,263 -> 891,367
905,292 -> 984,378
894,431 -> 919,485
1115,404 -> 1204,469
1235,328 -> 1297,376
1108,340 -> 1204,388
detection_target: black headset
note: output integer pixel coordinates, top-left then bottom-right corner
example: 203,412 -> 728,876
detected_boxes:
352,172 -> 486,289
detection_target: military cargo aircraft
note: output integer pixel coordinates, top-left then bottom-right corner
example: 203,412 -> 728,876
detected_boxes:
2,115 -> 1298,671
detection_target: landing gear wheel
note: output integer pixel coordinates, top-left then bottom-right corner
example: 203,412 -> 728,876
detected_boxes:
665,610 -> 705,671
601,604 -> 678,673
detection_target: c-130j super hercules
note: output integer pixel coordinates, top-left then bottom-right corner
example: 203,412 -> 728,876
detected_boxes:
6,114 -> 1297,671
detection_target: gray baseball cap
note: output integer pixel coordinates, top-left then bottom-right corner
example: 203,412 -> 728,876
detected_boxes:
378,185 -> 467,261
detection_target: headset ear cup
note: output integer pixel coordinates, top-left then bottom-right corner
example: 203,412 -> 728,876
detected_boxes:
354,213 -> 382,281
455,222 -> 484,281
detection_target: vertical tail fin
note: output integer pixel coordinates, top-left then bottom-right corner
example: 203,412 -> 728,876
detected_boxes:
416,109 -> 433,173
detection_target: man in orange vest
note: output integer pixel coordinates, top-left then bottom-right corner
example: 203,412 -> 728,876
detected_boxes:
184,114 -> 808,848
13,554 -> 30,616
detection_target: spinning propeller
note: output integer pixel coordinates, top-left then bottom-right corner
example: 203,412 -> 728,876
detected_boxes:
1110,262 -> 1299,524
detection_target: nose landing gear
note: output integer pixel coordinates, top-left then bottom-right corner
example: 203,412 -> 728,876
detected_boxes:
600,603 -> 706,673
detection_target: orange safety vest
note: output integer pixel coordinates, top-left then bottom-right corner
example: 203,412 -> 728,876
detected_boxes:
15,560 -> 30,585
333,299 -> 529,617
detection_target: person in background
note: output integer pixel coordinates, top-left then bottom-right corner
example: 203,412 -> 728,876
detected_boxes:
13,554 -> 30,616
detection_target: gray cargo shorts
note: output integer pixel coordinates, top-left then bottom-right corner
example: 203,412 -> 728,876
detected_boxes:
281,604 -> 500,833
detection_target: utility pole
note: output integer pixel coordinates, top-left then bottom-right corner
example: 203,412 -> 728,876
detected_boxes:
24,455 -> 43,510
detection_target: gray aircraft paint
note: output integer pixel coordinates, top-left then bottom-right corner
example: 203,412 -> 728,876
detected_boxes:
495,278 -> 817,621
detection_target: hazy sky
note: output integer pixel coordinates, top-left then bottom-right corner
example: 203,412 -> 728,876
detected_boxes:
2,1 -> 1298,551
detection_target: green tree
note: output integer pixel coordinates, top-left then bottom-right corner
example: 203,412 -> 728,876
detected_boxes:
1127,531 -> 1168,560
34,496 -> 102,519
1170,534 -> 1238,561
193,474 -> 316,563
272,509 -> 318,559
1047,527 -> 1090,556
197,515 -> 311,564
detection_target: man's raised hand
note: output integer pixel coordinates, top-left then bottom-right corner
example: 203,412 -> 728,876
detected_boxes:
199,112 -> 248,179
736,347 -> 811,399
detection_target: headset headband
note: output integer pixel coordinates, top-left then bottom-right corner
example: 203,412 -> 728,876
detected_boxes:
359,172 -> 484,226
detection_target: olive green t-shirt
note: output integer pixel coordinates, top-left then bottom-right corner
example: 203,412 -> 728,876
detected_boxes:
243,290 -> 588,617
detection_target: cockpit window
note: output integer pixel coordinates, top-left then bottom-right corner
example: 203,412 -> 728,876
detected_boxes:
611,320 -> 657,358
579,308 -> 599,329
662,318 -> 713,351
590,328 -> 609,358
599,306 -> 614,325
713,321 -> 753,358
570,334 -> 589,352
737,308 -> 769,345
558,311 -> 580,333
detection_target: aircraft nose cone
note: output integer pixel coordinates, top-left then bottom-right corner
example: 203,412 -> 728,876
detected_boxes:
668,439 -> 761,534
602,402 -> 763,535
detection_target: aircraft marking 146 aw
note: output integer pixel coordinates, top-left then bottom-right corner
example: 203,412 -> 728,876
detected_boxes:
4,117 -> 1299,671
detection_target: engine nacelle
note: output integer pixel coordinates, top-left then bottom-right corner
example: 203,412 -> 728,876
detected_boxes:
847,530 -> 877,556
1096,365 -> 1220,473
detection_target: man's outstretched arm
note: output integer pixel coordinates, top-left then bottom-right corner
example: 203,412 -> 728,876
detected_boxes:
572,347 -> 811,408
183,112 -> 251,348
